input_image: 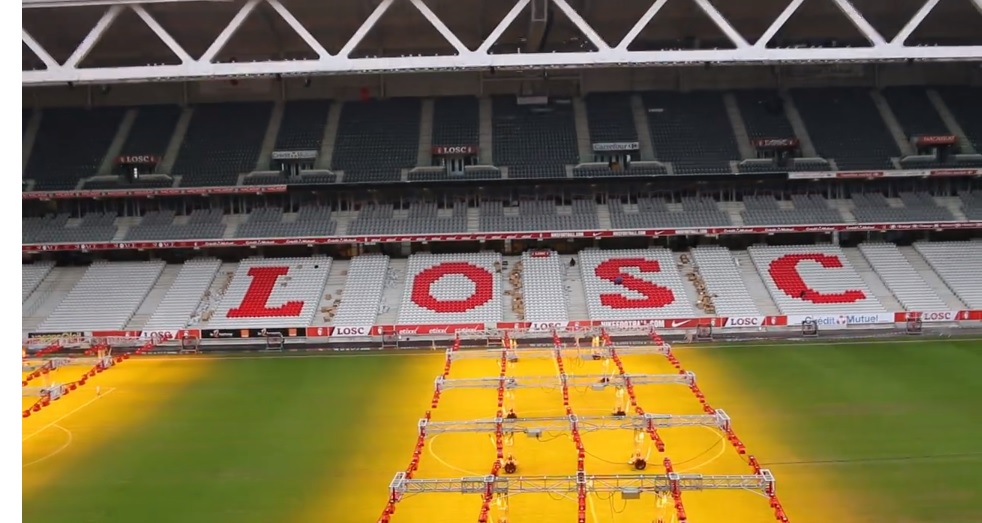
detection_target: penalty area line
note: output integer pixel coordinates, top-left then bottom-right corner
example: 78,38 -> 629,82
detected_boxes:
22,387 -> 117,442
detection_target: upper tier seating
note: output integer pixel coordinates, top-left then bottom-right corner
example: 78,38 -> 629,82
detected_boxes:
172,103 -> 272,187
572,164 -> 668,178
329,255 -> 390,329
22,261 -> 54,302
585,93 -> 638,144
479,199 -> 599,232
642,91 -> 740,175
741,195 -> 843,225
748,245 -> 886,315
608,197 -> 732,228
348,202 -> 466,235
492,97 -> 578,179
23,109 -> 31,135
332,99 -> 421,183
936,87 -> 982,152
236,206 -> 336,238
961,192 -> 982,220
206,257 -> 332,328
881,87 -> 950,139
397,252 -> 503,325
791,88 -> 899,170
734,90 -> 796,142
25,108 -> 125,190
23,212 -> 118,244
913,241 -> 982,308
432,97 -> 479,149
578,248 -> 696,320
37,261 -> 165,331
125,209 -> 225,241
520,250 -> 570,323
857,243 -> 948,312
689,246 -> 761,317
850,192 -> 955,223
274,100 -> 331,153
121,105 -> 182,161
142,258 -> 222,332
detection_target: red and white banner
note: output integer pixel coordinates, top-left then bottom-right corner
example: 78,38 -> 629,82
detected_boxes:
22,185 -> 287,201
788,168 -> 981,180
786,313 -> 895,329
23,221 -> 982,253
330,325 -> 374,337
432,145 -> 478,155
893,310 -> 961,323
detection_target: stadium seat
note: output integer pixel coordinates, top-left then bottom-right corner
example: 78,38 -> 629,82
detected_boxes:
142,258 -> 222,332
330,254 -> 391,329
858,243 -> 948,311
172,102 -> 272,187
25,107 -> 126,190
913,241 -> 982,308
585,93 -> 638,144
332,99 -> 421,183
479,199 -> 599,232
348,202 -> 467,235
22,261 -> 54,303
275,100 -> 332,153
578,248 -> 696,321
642,91 -> 739,175
520,250 -> 570,323
689,246 -> 761,317
492,97 -> 578,180
397,252 -> 503,325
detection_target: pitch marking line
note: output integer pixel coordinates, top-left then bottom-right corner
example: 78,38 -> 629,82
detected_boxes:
23,425 -> 73,468
22,387 -> 117,442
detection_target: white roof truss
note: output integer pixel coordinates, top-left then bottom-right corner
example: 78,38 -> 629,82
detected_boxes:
22,0 -> 982,86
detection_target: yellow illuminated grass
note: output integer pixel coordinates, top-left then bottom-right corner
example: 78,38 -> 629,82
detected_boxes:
22,358 -> 216,500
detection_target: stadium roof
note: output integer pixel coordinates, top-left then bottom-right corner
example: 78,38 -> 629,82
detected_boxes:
22,0 -> 982,86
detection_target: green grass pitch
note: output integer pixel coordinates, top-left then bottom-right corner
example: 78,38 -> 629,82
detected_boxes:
21,338 -> 982,523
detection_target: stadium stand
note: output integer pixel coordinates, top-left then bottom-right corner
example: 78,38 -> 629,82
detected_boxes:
432,97 -> 479,150
578,248 -> 696,320
332,99 -> 421,183
688,246 -> 761,317
741,195 -> 843,225
642,91 -> 740,175
171,103 -> 272,187
961,192 -> 982,220
747,245 -> 886,316
25,107 -> 125,190
882,87 -> 950,139
397,252 -> 503,325
492,97 -> 578,179
850,192 -> 955,223
348,202 -> 466,235
235,206 -> 337,239
275,100 -> 332,153
479,199 -> 599,232
519,250 -> 570,323
84,104 -> 182,190
124,209 -> 225,241
23,212 -> 118,244
205,257 -> 332,328
935,87 -> 982,151
584,92 -> 638,144
22,261 -> 54,303
857,243 -> 948,312
912,241 -> 982,309
791,88 -> 899,170
141,258 -> 222,332
608,197 -> 732,229
37,261 -> 165,331
329,255 -> 391,329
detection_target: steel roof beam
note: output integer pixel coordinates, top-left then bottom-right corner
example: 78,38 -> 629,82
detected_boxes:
23,0 -> 230,7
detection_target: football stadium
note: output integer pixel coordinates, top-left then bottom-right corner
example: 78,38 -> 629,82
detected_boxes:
20,0 -> 982,521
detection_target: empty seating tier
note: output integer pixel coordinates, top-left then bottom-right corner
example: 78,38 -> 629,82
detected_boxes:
748,245 -> 885,316
791,88 -> 898,170
22,262 -> 54,303
23,213 -> 118,244
492,97 -> 578,179
733,91 -> 796,142
642,91 -> 739,175
206,257 -> 332,328
172,103 -> 272,187
609,197 -> 731,229
275,101 -> 331,153
37,261 -> 165,331
858,243 -> 948,312
936,87 -> 982,152
125,209 -> 226,241
882,87 -> 950,139
432,97 -> 479,149
578,248 -> 696,321
520,250 -> 570,323
348,202 -> 466,235
120,105 -> 182,160
850,192 -> 954,223
741,195 -> 842,225
142,258 -> 222,332
585,93 -> 638,144
236,206 -> 336,239
913,241 -> 982,309
26,108 -> 125,190
330,255 -> 390,329
480,200 -> 598,232
397,252 -> 503,325
332,99 -> 421,183
689,247 -> 761,317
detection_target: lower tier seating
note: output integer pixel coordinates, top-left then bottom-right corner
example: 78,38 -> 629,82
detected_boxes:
578,248 -> 696,321
397,252 -> 503,325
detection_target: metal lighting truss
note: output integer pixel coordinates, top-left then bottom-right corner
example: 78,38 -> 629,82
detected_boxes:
417,411 -> 732,435
388,469 -> 776,497
22,0 -> 982,86
446,344 -> 669,362
433,371 -> 697,391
